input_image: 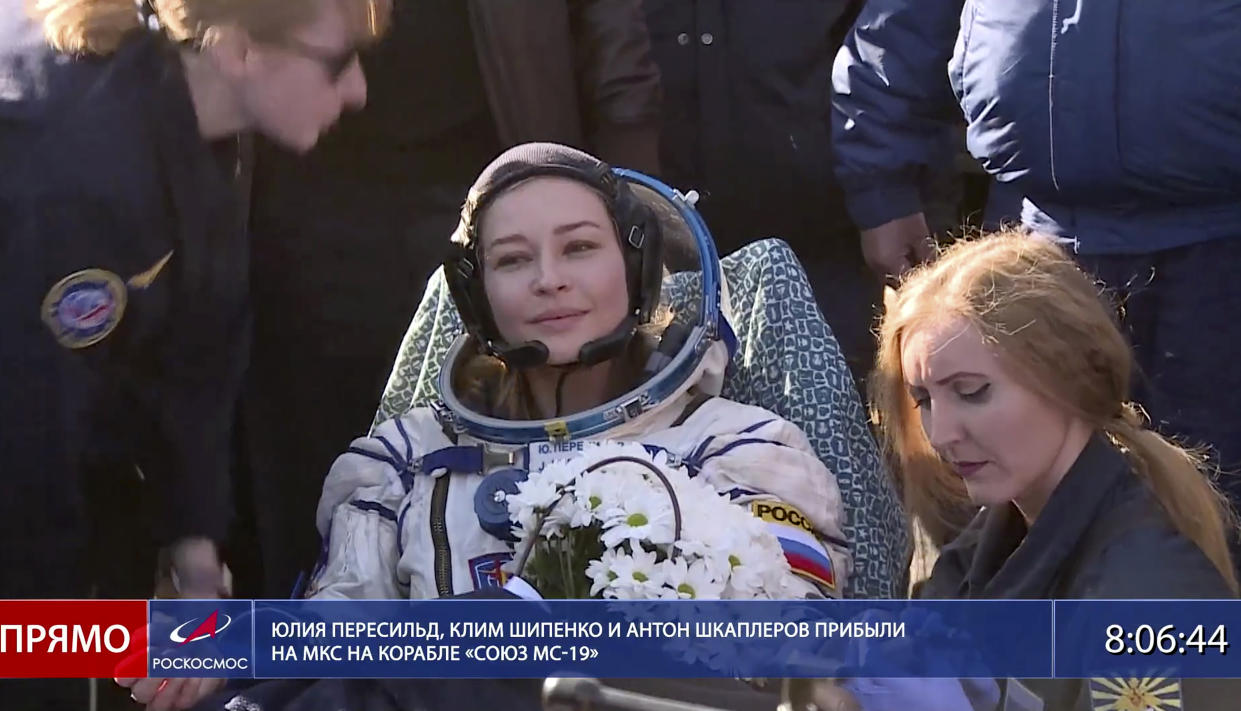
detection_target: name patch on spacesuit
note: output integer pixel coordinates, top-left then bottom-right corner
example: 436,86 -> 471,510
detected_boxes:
752,502 -> 815,533
469,552 -> 513,590
750,501 -> 836,592
526,440 -> 609,472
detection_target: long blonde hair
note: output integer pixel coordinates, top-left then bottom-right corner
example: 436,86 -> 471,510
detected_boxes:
30,0 -> 389,56
871,231 -> 1238,592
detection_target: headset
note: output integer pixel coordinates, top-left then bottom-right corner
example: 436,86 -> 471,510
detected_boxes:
444,148 -> 665,369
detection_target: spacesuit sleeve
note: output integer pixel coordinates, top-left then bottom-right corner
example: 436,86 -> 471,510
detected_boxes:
305,420 -> 412,600
692,417 -> 852,598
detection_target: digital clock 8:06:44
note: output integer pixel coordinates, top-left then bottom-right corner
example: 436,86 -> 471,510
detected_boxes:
1105,624 -> 1229,655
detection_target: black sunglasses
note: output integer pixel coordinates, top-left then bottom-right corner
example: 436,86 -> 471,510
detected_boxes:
275,37 -> 359,81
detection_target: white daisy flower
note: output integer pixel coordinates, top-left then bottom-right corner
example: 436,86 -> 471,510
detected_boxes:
718,540 -> 771,597
512,503 -> 564,545
660,557 -> 726,600
538,459 -> 581,489
570,470 -> 634,526
604,548 -> 666,597
600,489 -> 676,548
543,489 -> 598,530
585,548 -> 623,597
500,439 -> 809,604
508,475 -> 562,514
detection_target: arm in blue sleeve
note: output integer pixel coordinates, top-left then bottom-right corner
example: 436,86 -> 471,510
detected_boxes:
842,678 -> 999,711
831,0 -> 966,229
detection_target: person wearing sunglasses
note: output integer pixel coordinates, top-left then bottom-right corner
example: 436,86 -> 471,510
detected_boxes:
268,34 -> 361,84
0,0 -> 389,708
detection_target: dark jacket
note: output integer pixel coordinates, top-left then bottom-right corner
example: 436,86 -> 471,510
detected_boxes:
921,435 -> 1236,709
832,0 -> 1241,254
468,0 -> 662,174
641,0 -> 861,257
0,24 -> 246,596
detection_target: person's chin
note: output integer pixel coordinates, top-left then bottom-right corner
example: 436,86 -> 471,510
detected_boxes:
529,331 -> 587,364
963,481 -> 1007,509
550,334 -> 610,365
544,346 -> 583,366
268,125 -> 322,154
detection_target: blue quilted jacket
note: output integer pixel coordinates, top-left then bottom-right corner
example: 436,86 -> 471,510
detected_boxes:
832,0 -> 1241,254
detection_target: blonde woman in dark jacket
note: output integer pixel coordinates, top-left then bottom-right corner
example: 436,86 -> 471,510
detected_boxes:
1,0 -> 388,707
821,233 -> 1237,711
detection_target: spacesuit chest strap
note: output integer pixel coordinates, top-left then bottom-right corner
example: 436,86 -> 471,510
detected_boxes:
419,445 -> 523,477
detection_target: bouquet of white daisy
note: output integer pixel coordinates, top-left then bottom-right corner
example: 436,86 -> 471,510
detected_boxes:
501,442 -> 797,600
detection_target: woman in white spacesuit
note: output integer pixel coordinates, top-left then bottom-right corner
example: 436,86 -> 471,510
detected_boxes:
305,142 -> 852,603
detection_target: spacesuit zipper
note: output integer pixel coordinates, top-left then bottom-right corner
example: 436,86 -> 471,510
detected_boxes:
431,476 -> 453,597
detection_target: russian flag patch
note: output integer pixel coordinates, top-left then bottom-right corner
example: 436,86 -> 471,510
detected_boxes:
750,501 -> 836,592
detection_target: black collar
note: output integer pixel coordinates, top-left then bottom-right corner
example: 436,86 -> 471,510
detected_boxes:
959,433 -> 1131,598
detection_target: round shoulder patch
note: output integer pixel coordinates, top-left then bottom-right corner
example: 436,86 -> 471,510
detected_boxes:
41,269 -> 128,349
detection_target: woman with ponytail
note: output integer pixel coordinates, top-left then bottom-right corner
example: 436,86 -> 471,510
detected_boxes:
859,231 -> 1237,709
0,1 -> 385,708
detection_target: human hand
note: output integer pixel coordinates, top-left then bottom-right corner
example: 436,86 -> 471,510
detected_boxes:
839,678 -> 981,711
115,676 -> 226,711
168,537 -> 229,599
860,213 -> 934,283
797,679 -> 864,711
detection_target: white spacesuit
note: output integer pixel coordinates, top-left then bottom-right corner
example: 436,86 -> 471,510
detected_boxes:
306,145 -> 851,602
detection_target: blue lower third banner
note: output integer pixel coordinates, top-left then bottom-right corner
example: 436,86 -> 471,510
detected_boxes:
151,600 -> 1052,679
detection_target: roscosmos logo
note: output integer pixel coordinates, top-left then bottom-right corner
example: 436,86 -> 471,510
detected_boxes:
149,601 -> 252,676
170,610 -> 233,646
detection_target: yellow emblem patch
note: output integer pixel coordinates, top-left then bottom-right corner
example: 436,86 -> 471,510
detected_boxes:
1089,677 -> 1182,711
750,501 -> 816,533
543,420 -> 570,442
126,250 -> 174,290
41,269 -> 128,349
